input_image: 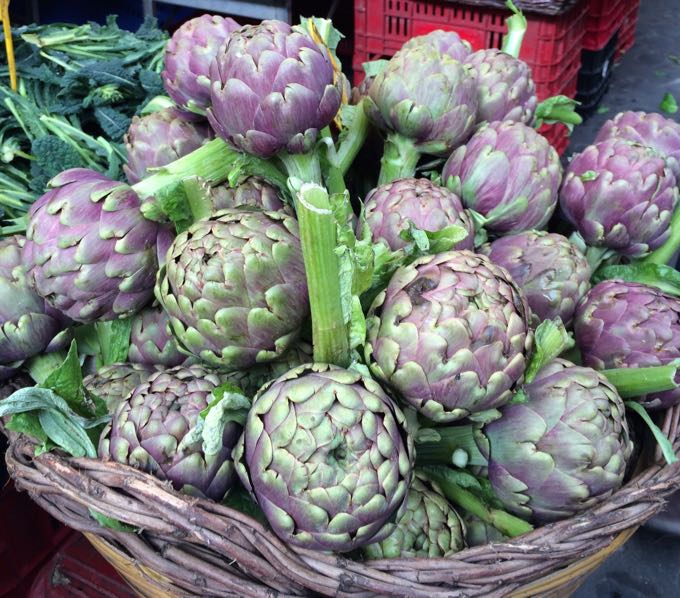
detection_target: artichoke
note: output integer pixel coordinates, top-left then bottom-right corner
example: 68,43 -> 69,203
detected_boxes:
23,169 -> 171,323
84,362 -> 158,412
162,14 -> 241,112
128,306 -> 186,368
595,110 -> 680,179
480,359 -> 633,524
401,30 -> 471,61
358,177 -> 474,251
234,363 -> 414,552
0,235 -> 69,379
574,280 -> 680,409
208,177 -> 287,214
208,20 -> 342,158
465,49 -> 537,125
365,45 -> 478,156
480,231 -> 591,327
366,250 -> 533,423
99,365 -> 239,501
443,121 -> 562,235
362,475 -> 466,559
155,209 -> 308,371
123,107 -> 213,185
559,139 -> 678,257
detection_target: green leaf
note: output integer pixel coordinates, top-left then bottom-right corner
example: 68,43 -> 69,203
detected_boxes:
154,181 -> 193,232
596,105 -> 610,114
524,318 -> 575,383
38,408 -> 98,458
348,296 -> 367,350
533,95 -> 583,131
222,488 -> 267,524
593,263 -> 680,297
625,401 -> 678,465
661,92 -> 679,114
42,340 -> 87,415
95,318 -> 132,366
5,412 -> 49,445
89,509 -> 138,533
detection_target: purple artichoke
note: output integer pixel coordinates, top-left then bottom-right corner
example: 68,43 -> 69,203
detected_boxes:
99,365 -> 240,501
357,177 -> 474,251
480,231 -> 591,327
465,49 -> 537,125
574,280 -> 680,409
401,30 -> 471,61
155,209 -> 308,371
481,359 -> 633,524
84,362 -> 158,412
366,250 -> 533,423
208,20 -> 342,158
559,139 -> 678,257
365,45 -> 478,156
23,169 -> 171,323
595,111 -> 680,179
208,177 -> 287,214
234,363 -> 414,552
162,14 -> 241,113
128,306 -> 186,368
123,107 -> 213,185
443,121 -> 562,235
0,235 -> 69,379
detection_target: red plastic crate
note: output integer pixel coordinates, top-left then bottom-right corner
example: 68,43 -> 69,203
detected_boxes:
583,0 -> 627,50
541,123 -> 570,156
354,0 -> 586,85
615,0 -> 640,61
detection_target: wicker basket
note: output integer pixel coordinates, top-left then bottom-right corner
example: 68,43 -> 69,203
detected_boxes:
3,401 -> 680,597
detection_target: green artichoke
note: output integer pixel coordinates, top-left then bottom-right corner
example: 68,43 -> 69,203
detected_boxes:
362,475 -> 466,559
99,365 -> 239,501
480,359 -> 633,524
84,362 -> 157,412
366,250 -> 533,423
128,306 -> 186,368
234,363 -> 414,552
155,209 -> 308,371
401,30 -> 471,61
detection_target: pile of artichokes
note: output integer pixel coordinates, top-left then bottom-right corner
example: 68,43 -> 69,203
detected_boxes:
2,6 -> 680,566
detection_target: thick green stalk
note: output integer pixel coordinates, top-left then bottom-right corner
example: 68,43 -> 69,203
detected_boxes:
500,1 -> 527,58
423,465 -> 533,538
336,100 -> 371,176
296,184 -> 351,366
603,364 -> 680,398
278,150 -> 323,186
642,205 -> 680,265
416,425 -> 487,467
378,133 -> 421,185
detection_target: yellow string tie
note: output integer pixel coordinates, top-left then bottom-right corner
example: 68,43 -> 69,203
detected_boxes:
1,0 -> 16,91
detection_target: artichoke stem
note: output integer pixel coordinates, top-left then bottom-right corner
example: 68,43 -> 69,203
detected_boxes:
642,204 -> 680,265
422,465 -> 533,538
603,364 -> 680,398
500,1 -> 527,59
335,99 -> 371,176
378,133 -> 421,185
296,183 -> 351,367
416,425 -> 488,467
278,150 -> 323,186
25,351 -> 67,385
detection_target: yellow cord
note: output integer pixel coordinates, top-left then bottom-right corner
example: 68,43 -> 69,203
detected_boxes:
1,0 -> 16,91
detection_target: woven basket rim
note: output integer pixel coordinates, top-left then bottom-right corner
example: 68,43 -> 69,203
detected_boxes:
4,401 -> 680,597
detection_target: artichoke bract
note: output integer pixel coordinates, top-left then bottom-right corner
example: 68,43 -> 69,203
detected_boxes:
362,475 -> 466,559
162,14 -> 241,113
481,359 -> 633,524
123,107 -> 213,185
366,45 -> 478,156
84,362 -> 158,412
574,280 -> 680,409
559,139 -> 678,258
463,513 -> 508,547
366,250 -> 533,423
208,20 -> 342,158
595,110 -> 680,179
234,364 -> 414,552
155,209 -> 308,371
208,177 -> 287,214
23,169 -> 170,323
129,306 -> 186,368
358,177 -> 474,251
465,49 -> 537,125
401,30 -> 471,61
443,121 -> 562,235
0,235 -> 69,379
480,231 -> 591,327
99,365 -> 239,501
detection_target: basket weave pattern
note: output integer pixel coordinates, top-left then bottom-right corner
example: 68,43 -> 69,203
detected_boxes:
4,403 -> 680,597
